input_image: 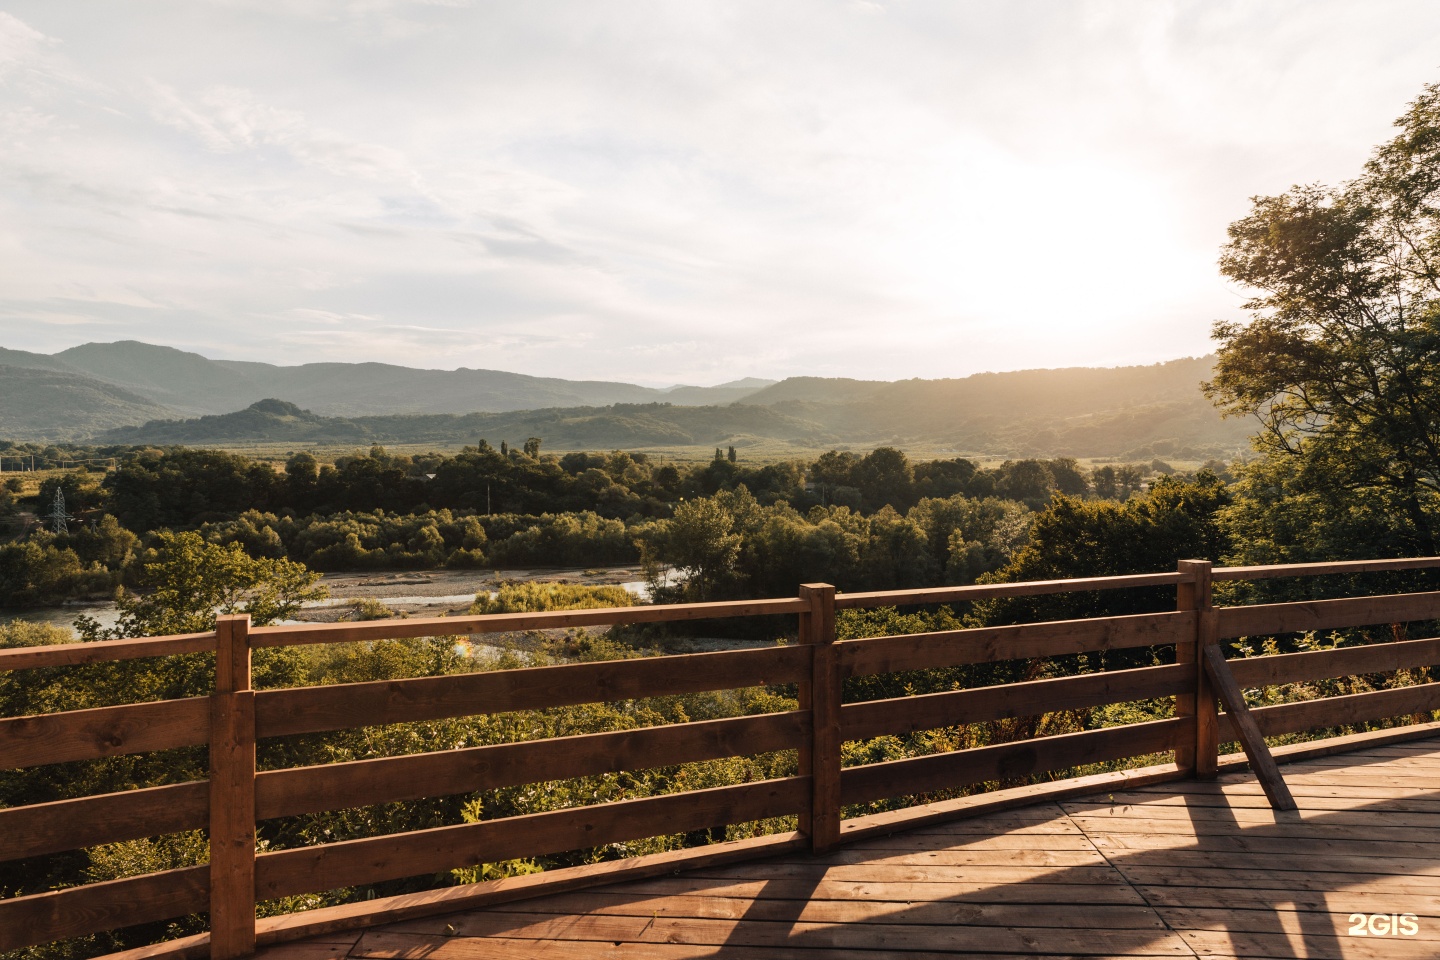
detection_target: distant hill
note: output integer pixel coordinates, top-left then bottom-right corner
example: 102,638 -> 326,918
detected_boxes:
6,340 -> 1254,458
0,365 -> 176,440
657,379 -> 778,406
98,398 -> 832,448
1,340 -> 778,422
98,356 -> 1254,459
0,347 -> 81,374
742,377 -> 887,406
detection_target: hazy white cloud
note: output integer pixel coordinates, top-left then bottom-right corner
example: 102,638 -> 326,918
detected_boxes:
0,1 -> 1438,384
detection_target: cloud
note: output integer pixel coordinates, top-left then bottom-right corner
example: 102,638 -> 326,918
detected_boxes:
147,83 -> 306,153
0,12 -> 52,76
2,2 -> 1439,383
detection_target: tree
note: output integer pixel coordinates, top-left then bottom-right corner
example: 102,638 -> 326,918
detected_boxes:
810,450 -> 860,488
852,447 -> 915,511
1207,82 -> 1440,559
995,459 -> 1055,508
77,530 -> 327,639
977,473 -> 1231,627
640,495 -> 743,601
1092,465 -> 1118,500
1048,458 -> 1089,496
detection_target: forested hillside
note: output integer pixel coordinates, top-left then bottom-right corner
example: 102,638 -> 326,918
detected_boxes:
0,340 -> 770,423
88,359 -> 1250,459
0,366 -> 174,439
2,341 -> 1249,458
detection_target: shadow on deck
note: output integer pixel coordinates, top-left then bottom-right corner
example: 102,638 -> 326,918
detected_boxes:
258,736 -> 1440,960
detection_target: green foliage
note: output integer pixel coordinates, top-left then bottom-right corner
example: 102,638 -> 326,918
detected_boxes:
470,582 -> 634,614
0,620 -> 73,649
483,512 -> 633,567
345,597 -> 403,620
639,486 -> 1033,601
1209,81 -> 1440,563
106,448 -> 283,533
0,514 -> 139,607
36,472 -> 105,515
976,473 -> 1231,625
75,531 -> 326,638
0,533 -> 115,607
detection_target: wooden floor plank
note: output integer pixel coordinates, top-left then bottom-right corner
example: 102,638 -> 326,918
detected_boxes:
243,945 -> 354,960
1158,906 -> 1440,939
1097,793 -> 1440,813
603,875 -> 1153,905
1182,928 -> 1438,960
1090,833 -> 1440,862
1121,864 -> 1440,893
838,832 -> 1095,852
1138,885 -> 1440,916
353,931 -> 1189,960
368,911 -> 1194,955
388,890 -> 1168,930
678,861 -> 1135,884
1062,800 -> 1440,827
1122,781 -> 1440,799
764,849 -> 1107,868
1108,850 -> 1440,878
1289,754 -> 1440,767
1070,817 -> 1440,843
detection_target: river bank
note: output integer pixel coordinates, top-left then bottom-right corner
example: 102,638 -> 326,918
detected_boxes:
0,565 -> 653,635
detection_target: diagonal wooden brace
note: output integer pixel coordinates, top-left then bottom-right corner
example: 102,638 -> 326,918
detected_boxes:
1201,644 -> 1297,811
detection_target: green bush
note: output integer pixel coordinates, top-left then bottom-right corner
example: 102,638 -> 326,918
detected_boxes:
471,581 -> 634,614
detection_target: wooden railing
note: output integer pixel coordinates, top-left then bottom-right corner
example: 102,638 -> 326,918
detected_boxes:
5,558 -> 1440,956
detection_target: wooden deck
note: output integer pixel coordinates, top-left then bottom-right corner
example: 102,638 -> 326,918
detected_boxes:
257,737 -> 1440,960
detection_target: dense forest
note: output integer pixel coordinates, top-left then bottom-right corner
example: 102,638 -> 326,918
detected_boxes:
0,436 -> 1195,607
9,78 -> 1440,960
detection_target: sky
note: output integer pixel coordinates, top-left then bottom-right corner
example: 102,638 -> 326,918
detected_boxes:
1,2 -> 1438,387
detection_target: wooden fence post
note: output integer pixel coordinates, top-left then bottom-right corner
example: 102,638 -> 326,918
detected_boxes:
1176,560 -> 1218,779
799,584 -> 839,854
210,614 -> 256,958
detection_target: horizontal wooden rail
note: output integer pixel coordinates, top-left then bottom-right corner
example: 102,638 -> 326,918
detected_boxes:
247,598 -> 808,647
1218,682 -> 1440,741
833,571 -> 1190,610
838,610 -> 1192,678
0,631 -> 215,672
254,777 -> 807,900
839,717 -> 1189,805
840,663 -> 1194,742
1216,590 -> 1440,639
0,866 -> 209,952
1227,635 -> 1440,688
0,781 -> 209,862
0,697 -> 209,768
254,645 -> 808,739
1213,556 -> 1440,581
256,711 -> 808,820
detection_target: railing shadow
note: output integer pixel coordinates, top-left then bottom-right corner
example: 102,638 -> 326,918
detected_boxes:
398,745 -> 1440,958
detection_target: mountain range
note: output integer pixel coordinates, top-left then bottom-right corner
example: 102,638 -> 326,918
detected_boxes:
1,340 -> 1254,459
0,341 -> 769,422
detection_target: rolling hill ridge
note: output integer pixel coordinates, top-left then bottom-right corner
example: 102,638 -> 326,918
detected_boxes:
3,341 -> 1253,458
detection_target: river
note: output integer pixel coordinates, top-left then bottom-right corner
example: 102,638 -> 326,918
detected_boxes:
0,566 -> 663,637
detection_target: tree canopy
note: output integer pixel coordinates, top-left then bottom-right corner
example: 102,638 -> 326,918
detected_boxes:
1208,82 -> 1440,559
